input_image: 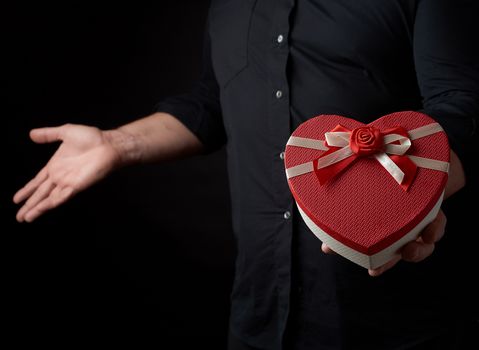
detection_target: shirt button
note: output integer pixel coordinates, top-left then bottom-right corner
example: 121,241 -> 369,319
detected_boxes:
283,211 -> 291,220
279,151 -> 285,160
276,90 -> 283,99
277,34 -> 284,44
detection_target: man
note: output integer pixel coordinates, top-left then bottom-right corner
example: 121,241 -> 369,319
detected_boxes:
14,0 -> 478,349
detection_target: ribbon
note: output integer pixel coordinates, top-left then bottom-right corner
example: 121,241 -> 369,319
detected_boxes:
285,123 -> 449,191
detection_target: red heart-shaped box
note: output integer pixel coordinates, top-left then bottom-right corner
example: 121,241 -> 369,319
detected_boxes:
284,111 -> 449,269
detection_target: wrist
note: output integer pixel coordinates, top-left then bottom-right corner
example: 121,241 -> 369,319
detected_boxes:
102,128 -> 143,169
444,150 -> 466,199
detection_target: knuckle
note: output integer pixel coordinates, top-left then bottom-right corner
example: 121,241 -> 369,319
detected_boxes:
417,244 -> 435,262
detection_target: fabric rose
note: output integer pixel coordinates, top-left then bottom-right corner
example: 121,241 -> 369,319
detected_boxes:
349,126 -> 383,156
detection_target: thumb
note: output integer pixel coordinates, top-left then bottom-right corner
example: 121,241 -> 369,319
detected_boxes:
30,126 -> 65,144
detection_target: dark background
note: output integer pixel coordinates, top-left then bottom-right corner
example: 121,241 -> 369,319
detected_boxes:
5,1 -> 235,348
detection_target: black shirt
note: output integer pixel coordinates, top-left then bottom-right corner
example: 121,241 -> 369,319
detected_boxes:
157,1 -> 479,349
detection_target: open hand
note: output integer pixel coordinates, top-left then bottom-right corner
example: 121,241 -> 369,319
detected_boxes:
13,124 -> 121,222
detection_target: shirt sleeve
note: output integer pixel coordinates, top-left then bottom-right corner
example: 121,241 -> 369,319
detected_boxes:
414,0 -> 479,181
155,17 -> 226,153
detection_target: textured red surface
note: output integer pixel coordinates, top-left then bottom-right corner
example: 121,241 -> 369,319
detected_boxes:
285,111 -> 449,255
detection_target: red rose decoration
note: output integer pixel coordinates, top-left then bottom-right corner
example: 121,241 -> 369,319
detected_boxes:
349,126 -> 383,156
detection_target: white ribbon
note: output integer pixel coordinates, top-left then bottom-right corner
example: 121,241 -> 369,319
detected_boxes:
285,123 -> 449,184
317,130 -> 412,185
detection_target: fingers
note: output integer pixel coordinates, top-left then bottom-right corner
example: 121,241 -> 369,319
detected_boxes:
14,125 -> 66,203
421,210 -> 446,244
321,243 -> 337,255
22,186 -> 74,222
13,167 -> 48,204
400,210 -> 446,263
401,240 -> 435,263
30,126 -> 65,144
16,180 -> 55,222
368,255 -> 401,277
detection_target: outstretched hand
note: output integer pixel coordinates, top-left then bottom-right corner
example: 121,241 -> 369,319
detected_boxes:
13,124 -> 121,222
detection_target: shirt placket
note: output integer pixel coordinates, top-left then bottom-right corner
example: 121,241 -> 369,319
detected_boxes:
269,0 -> 296,348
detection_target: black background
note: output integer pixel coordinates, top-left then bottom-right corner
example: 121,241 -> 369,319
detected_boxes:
5,1 -> 235,348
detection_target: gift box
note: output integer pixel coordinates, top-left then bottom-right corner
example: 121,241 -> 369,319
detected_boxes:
284,111 -> 450,269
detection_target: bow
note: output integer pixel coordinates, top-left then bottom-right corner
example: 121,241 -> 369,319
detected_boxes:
314,125 -> 417,191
